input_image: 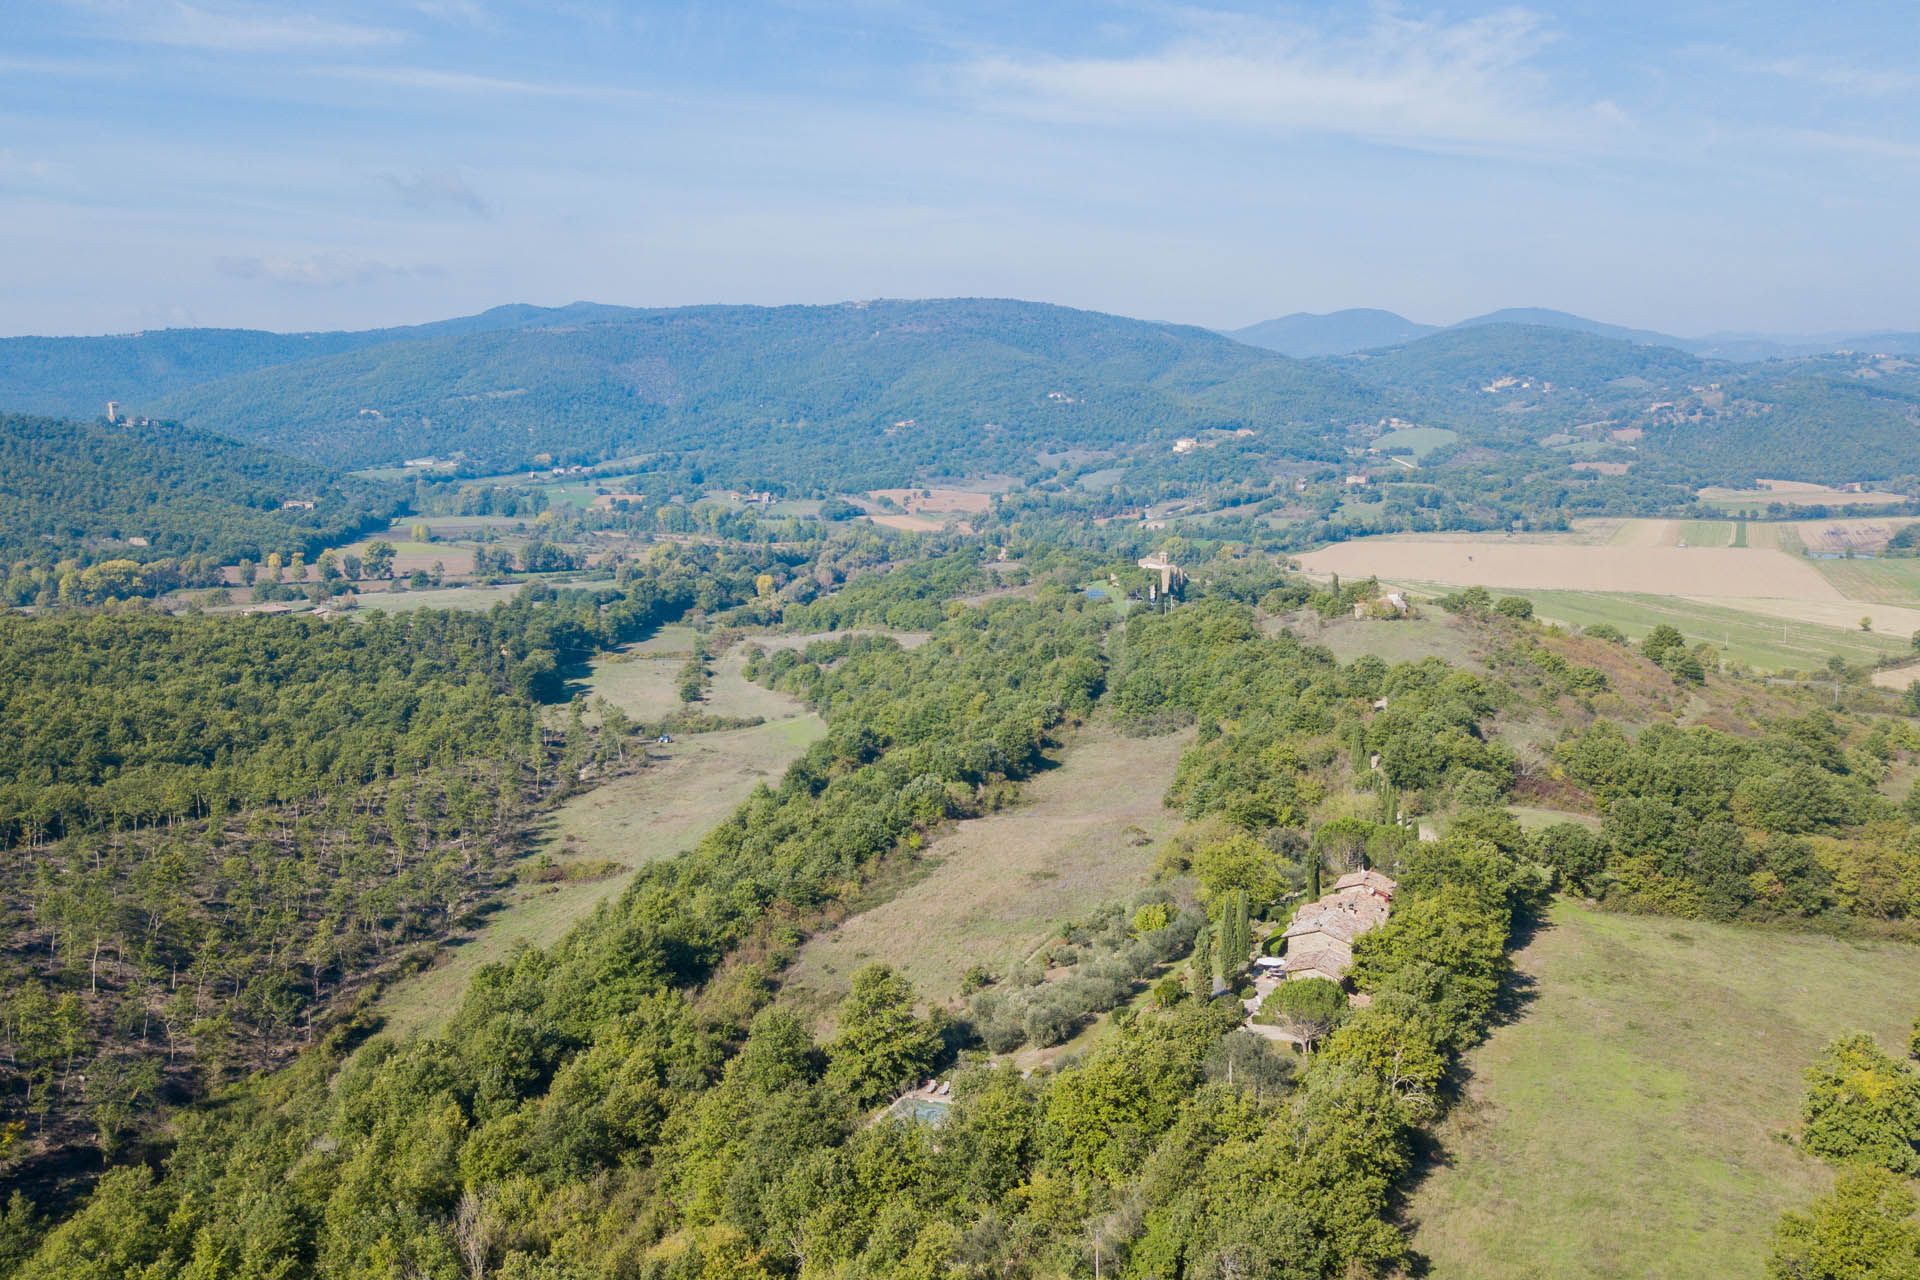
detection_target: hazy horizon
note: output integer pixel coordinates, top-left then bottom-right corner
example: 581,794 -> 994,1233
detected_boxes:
6,1 -> 1920,338
8,294 -> 1919,346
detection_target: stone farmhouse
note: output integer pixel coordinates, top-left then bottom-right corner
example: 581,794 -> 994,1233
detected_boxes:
1278,869 -> 1397,983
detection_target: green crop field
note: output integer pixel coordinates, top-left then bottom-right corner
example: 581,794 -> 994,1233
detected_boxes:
1809,556 -> 1920,607
1676,520 -> 1735,547
1516,590 -> 1906,671
1410,899 -> 1920,1279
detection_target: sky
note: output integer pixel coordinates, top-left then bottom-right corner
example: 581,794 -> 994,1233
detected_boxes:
4,1 -> 1920,337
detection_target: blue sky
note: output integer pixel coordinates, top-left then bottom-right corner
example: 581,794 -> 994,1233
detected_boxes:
4,1 -> 1919,336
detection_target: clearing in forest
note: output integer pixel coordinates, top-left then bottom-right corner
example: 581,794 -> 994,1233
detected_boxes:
349,583 -> 527,613
1409,899 -> 1920,1280
376,648 -> 825,1036
781,719 -> 1192,1016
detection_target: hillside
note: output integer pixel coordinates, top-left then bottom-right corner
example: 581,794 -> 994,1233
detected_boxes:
151,299 -> 1373,486
1226,308 -> 1438,356
0,302 -> 640,418
0,411 -> 396,572
1412,900 -> 1920,1279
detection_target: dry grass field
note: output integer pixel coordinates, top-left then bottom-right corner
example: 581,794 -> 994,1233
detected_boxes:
1409,900 -> 1920,1280
1698,479 -> 1907,509
780,720 -> 1191,1017
1298,539 -> 1840,601
350,583 -> 527,613
377,714 -> 824,1036
579,648 -> 687,721
867,487 -> 994,515
378,640 -> 826,1035
865,512 -> 950,533
1872,659 -> 1920,691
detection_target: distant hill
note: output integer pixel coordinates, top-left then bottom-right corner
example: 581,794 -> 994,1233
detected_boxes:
1226,309 -> 1437,357
147,299 -> 1372,487
1448,308 -> 1688,351
1333,324 -> 1712,438
1228,303 -> 1920,363
0,302 -> 640,418
0,411 -> 396,570
7,297 -> 1916,496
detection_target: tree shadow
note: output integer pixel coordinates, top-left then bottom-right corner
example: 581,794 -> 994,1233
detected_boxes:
1387,906 -> 1554,1264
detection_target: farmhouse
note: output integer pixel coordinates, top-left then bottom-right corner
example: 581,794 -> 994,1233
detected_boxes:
1279,869 -> 1397,983
1137,554 -> 1185,595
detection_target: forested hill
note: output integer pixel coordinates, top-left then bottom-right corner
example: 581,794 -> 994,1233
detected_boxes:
9,298 -> 1919,494
147,299 -> 1370,486
0,412 -> 397,570
0,302 -> 639,418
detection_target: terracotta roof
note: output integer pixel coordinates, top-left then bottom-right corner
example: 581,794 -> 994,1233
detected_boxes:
1331,869 -> 1398,898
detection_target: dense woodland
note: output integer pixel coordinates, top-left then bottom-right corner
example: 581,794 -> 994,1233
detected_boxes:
0,544 -> 785,1203
0,413 -> 396,594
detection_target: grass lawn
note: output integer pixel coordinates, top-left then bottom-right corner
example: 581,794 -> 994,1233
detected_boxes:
1409,899 -> 1920,1279
780,720 -> 1191,1018
1516,590 -> 1906,671
377,714 -> 825,1036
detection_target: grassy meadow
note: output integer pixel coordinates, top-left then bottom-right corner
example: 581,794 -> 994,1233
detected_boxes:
1409,899 -> 1920,1279
376,640 -> 825,1036
1515,589 -> 1908,670
780,719 -> 1190,1019
378,714 -> 824,1036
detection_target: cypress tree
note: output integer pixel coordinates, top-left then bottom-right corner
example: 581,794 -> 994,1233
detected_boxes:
1189,923 -> 1214,1000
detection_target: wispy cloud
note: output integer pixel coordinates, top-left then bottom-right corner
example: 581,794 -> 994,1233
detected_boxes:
213,252 -> 439,287
381,167 -> 490,215
1724,52 -> 1916,97
317,63 -> 642,99
0,149 -> 56,182
1789,129 -> 1920,164
959,7 -> 1621,156
69,1 -> 405,52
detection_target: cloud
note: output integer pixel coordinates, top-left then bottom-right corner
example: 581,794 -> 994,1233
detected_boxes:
381,167 -> 490,215
1725,53 -> 1915,97
213,253 -> 439,287
318,64 -> 642,100
0,149 -> 56,182
958,6 -> 1620,155
1788,129 -> 1920,164
69,1 -> 405,52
